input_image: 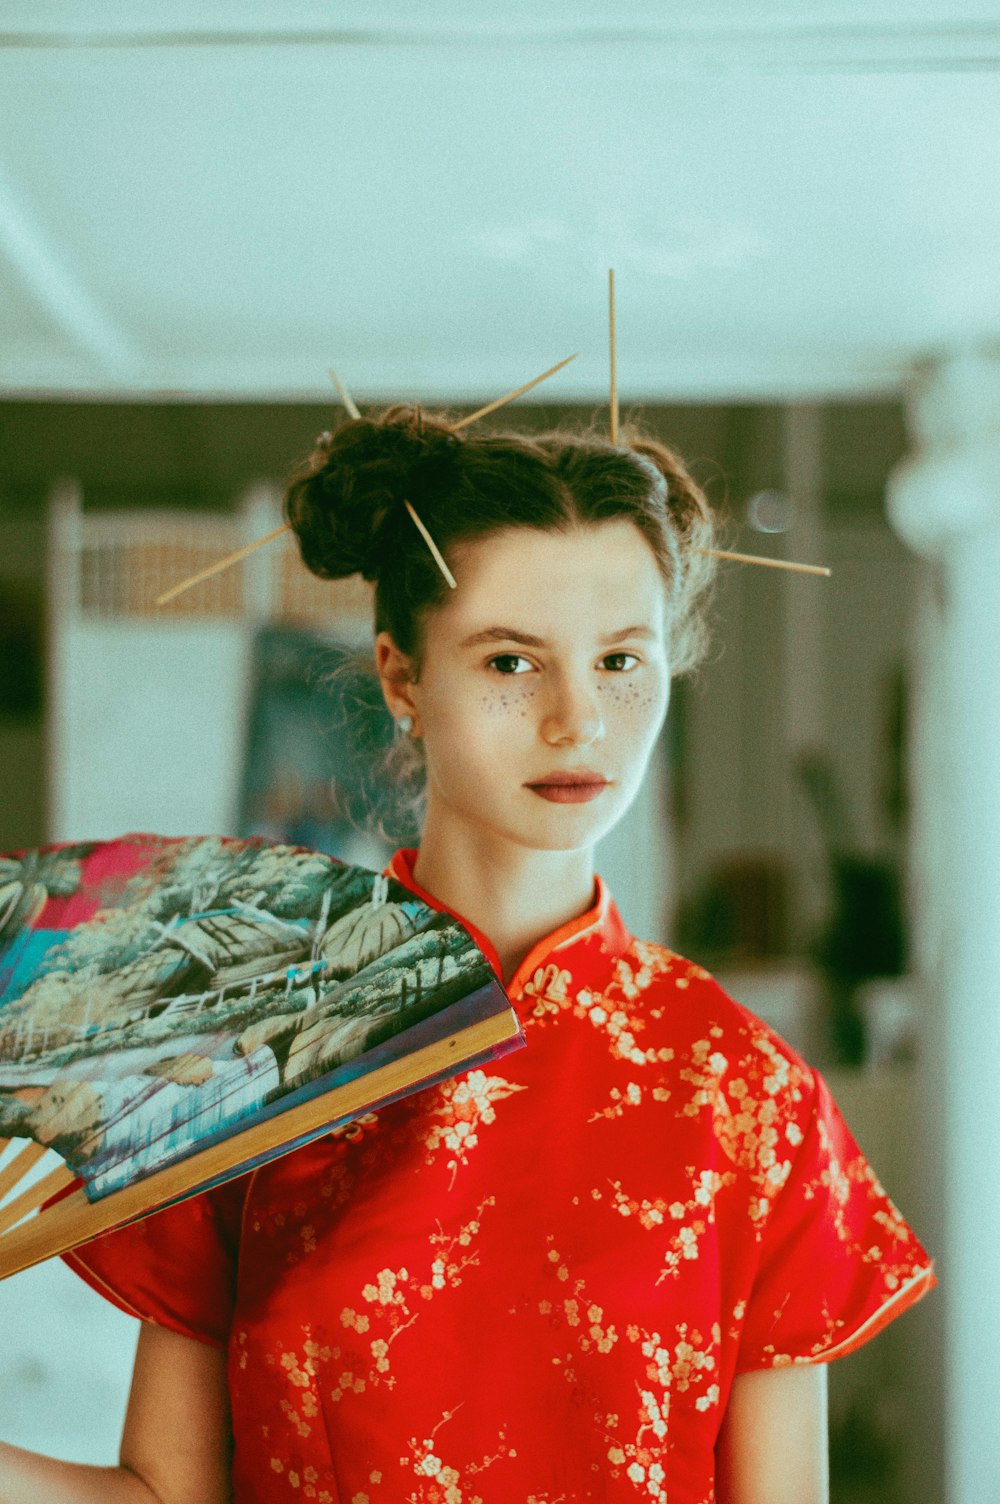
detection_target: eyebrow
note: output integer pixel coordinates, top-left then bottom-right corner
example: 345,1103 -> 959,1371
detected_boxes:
460,625 -> 657,649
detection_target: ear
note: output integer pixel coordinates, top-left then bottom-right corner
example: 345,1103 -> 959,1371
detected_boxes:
375,631 -> 420,730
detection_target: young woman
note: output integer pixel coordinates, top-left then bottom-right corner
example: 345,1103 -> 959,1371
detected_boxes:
0,408 -> 934,1504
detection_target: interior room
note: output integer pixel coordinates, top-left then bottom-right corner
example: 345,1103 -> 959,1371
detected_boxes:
2,6 -> 999,1502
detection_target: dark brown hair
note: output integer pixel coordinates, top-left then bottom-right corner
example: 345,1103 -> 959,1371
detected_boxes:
284,405 -> 718,675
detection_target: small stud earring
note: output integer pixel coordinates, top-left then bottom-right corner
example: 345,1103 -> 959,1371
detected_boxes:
396,714 -> 414,736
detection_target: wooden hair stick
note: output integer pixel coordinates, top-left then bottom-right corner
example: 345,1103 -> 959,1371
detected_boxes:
453,354 -> 578,430
328,366 -> 361,420
609,269 -> 619,445
701,548 -> 831,578
404,501 -> 457,589
155,368 -> 362,607
155,524 -> 289,607
156,356 -> 578,606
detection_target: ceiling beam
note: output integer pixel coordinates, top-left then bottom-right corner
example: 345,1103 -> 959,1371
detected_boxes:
2,21 -> 1000,71
0,165 -> 144,383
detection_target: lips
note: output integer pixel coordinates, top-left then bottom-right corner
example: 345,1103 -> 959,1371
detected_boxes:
525,770 -> 610,805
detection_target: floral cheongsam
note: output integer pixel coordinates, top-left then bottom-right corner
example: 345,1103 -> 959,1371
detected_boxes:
64,848 -> 935,1504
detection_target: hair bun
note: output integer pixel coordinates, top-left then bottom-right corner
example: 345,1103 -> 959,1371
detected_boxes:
284,406 -> 460,582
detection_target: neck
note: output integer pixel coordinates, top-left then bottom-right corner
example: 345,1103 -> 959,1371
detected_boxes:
412,813 -> 597,985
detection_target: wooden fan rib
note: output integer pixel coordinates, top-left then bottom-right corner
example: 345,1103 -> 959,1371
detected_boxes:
0,1161 -> 76,1237
0,1139 -> 49,1204
0,1007 -> 519,1280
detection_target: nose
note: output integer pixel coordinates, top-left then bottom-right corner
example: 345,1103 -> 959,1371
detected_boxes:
539,670 -> 605,748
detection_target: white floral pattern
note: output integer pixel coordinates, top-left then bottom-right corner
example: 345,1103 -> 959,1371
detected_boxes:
65,852 -> 935,1504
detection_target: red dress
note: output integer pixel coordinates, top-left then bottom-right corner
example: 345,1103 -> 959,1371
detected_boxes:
65,849 -> 935,1504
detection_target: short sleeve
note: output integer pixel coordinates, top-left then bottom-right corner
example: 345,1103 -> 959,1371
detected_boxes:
735,1068 -> 936,1371
60,1175 -> 248,1349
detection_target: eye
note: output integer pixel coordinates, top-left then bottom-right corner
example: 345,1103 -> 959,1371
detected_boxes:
488,653 -> 534,675
600,652 -> 640,672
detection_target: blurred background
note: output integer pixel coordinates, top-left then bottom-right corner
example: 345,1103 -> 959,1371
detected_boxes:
3,4 -> 1000,1501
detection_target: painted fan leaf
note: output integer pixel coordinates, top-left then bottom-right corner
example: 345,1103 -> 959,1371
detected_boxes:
0,834 -> 521,1207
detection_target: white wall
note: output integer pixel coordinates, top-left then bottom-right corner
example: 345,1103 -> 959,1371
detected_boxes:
0,1256 -> 136,1464
50,620 -> 251,842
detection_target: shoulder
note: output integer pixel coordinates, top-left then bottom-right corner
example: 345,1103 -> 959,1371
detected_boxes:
528,916 -> 818,1125
605,933 -> 818,1113
62,1172 -> 249,1347
613,934 -> 812,1062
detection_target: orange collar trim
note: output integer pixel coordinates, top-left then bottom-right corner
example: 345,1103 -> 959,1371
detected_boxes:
384,848 -> 620,1000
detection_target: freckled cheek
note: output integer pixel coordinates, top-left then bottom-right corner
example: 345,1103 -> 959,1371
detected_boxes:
595,677 -> 668,736
475,680 -> 540,721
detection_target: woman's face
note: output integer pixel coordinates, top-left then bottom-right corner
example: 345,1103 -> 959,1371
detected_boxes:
378,519 -> 672,856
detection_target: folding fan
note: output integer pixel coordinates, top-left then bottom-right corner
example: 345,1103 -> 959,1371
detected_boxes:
0,834 -> 522,1279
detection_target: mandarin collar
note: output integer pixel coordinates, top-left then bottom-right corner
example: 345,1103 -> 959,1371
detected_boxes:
384,847 -> 630,1000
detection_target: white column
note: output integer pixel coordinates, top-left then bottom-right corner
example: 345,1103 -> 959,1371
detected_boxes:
887,350 -> 1000,1504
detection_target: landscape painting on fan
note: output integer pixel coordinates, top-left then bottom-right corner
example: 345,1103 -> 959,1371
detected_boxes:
0,835 -> 509,1201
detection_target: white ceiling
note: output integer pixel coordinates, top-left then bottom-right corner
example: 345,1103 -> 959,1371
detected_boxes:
3,2 -> 1000,403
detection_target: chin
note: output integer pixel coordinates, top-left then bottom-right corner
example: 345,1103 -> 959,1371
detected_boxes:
508,804 -> 625,855
517,830 -> 596,854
